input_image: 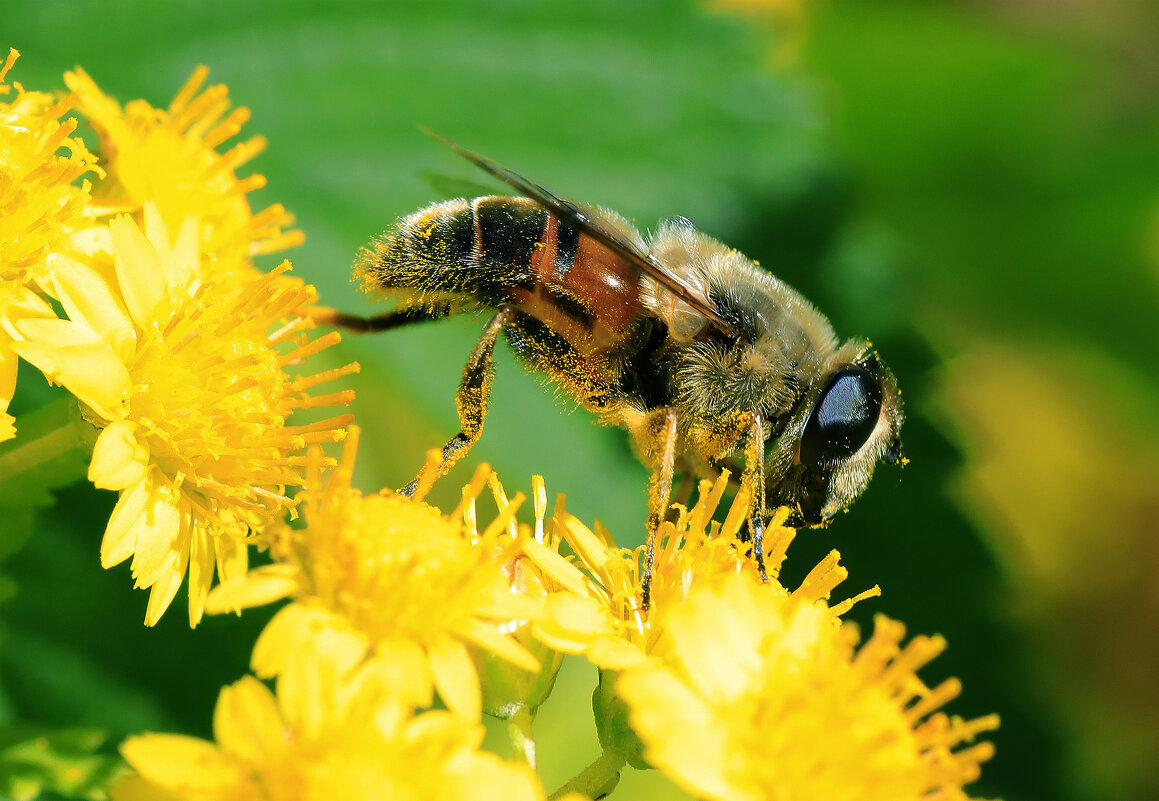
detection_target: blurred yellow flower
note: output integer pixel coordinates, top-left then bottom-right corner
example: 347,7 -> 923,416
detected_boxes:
64,64 -> 302,274
618,571 -> 998,801
0,48 -> 103,440
113,650 -> 546,801
0,49 -> 101,287
524,472 -> 878,669
10,211 -> 354,626
206,430 -> 543,722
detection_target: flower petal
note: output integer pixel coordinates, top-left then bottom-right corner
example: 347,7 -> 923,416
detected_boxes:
50,254 -> 136,359
213,676 -> 286,765
89,420 -> 149,490
143,535 -> 190,626
429,634 -> 482,721
102,477 -> 150,567
205,564 -> 300,614
120,733 -> 246,791
13,339 -> 130,421
459,618 -> 540,673
110,213 -> 167,330
186,523 -> 214,627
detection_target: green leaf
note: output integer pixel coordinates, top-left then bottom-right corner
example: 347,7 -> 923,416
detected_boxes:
0,725 -> 125,801
0,397 -> 97,510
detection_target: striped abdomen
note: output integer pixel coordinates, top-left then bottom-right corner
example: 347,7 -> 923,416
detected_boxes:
358,196 -> 644,357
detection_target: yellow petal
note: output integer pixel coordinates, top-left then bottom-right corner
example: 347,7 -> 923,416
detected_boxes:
144,540 -> 190,626
0,336 -> 17,406
89,420 -> 149,490
521,539 -> 590,597
109,214 -> 168,332
102,478 -> 151,567
215,531 -> 249,584
186,523 -> 214,627
251,603 -> 367,679
429,634 -> 482,721
275,643 -> 338,740
667,576 -> 767,706
459,619 -> 540,673
13,317 -> 101,348
544,591 -> 615,637
120,733 -> 246,791
359,641 -> 434,708
586,638 -> 649,670
13,340 -> 130,421
0,282 -> 55,339
167,211 -> 201,291
205,564 -> 299,614
127,484 -> 183,585
213,676 -> 286,765
50,254 -> 136,359
618,667 -> 732,800
251,603 -> 315,677
562,515 -> 612,570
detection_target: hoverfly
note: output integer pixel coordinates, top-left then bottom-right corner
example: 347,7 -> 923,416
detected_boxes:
335,132 -> 904,605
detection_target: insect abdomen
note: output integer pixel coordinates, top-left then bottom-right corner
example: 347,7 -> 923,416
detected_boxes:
359,196 -> 546,309
360,196 -> 643,355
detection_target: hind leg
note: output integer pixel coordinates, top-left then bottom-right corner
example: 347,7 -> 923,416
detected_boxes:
311,303 -> 453,333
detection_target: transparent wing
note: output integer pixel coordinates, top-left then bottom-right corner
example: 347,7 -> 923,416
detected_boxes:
421,128 -> 740,338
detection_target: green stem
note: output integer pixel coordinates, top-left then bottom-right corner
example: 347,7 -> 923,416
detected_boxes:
548,747 -> 627,801
507,707 -> 537,768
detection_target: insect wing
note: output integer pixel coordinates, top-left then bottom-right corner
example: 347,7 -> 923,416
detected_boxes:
422,128 -> 740,338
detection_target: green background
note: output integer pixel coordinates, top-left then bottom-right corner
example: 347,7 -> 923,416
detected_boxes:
4,1 -> 1159,799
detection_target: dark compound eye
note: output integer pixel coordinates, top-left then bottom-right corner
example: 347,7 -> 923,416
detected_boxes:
799,367 -> 883,468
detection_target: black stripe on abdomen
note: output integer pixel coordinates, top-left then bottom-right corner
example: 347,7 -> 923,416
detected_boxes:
473,197 -> 548,283
554,219 -> 580,275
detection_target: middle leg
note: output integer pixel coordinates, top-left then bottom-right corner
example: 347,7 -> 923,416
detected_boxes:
400,305 -> 515,496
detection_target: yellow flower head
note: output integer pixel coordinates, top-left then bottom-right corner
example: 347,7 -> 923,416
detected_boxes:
113,649 -> 546,801
64,64 -> 302,274
524,472 -> 879,669
617,571 -> 999,801
10,210 -> 355,626
0,49 -> 101,287
207,430 -> 544,721
0,49 -> 103,439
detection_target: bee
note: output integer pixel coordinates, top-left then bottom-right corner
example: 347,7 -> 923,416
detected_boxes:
338,133 -> 903,604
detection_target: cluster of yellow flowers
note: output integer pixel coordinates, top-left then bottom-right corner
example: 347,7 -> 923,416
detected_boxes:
1,49 -> 999,801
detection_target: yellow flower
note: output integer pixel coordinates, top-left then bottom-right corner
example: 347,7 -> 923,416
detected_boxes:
10,211 -> 355,626
0,48 -> 103,439
617,571 -> 999,801
206,430 -> 543,722
64,64 -> 302,274
113,650 -> 546,801
524,472 -> 878,669
0,49 -> 101,287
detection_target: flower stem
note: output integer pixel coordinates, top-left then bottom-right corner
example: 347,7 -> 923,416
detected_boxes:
507,707 -> 537,768
548,747 -> 627,800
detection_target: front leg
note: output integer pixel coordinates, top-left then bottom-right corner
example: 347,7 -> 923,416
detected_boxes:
400,306 -> 515,496
641,408 -> 679,611
742,411 -> 769,582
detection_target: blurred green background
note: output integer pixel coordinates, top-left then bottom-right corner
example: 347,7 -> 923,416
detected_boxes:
4,1 -> 1159,799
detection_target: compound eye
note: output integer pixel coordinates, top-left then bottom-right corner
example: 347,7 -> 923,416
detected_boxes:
799,367 -> 883,467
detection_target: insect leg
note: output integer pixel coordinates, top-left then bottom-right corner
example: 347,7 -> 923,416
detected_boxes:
400,306 -> 515,496
641,408 -> 679,611
743,412 -> 769,582
313,303 -> 453,333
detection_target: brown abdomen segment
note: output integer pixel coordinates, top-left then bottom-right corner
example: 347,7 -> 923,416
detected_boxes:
360,196 -> 643,357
